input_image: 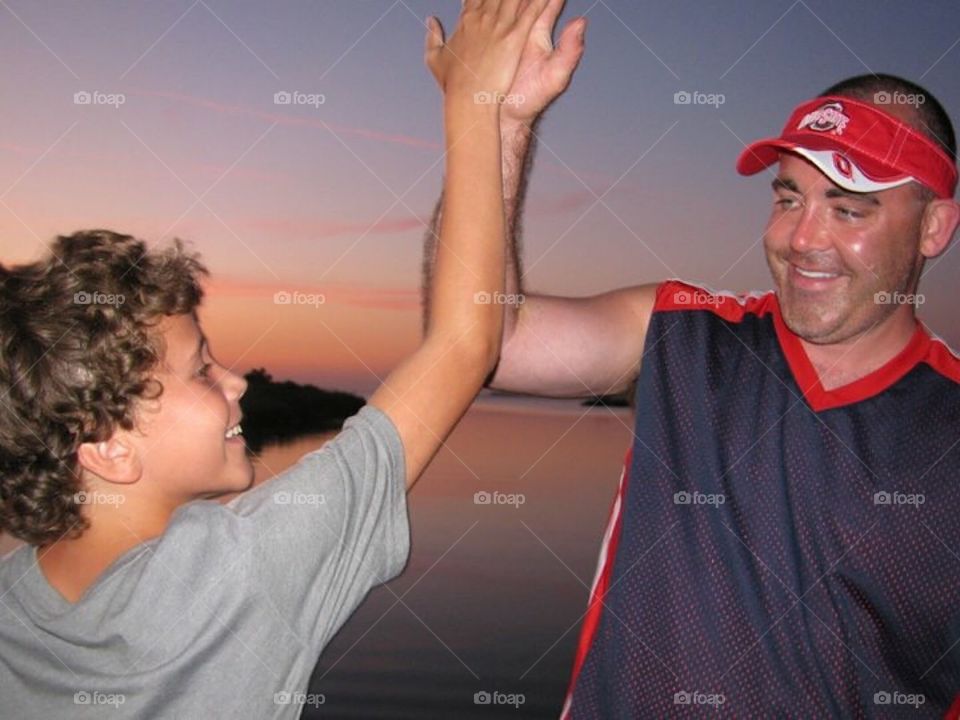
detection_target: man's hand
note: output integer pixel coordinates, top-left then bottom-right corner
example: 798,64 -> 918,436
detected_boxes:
501,0 -> 587,128
424,0 -> 551,105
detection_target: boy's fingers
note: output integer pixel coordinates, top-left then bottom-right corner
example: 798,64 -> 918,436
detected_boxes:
518,0 -> 552,28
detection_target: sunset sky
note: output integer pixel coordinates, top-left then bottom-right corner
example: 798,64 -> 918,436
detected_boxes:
3,0 -> 959,395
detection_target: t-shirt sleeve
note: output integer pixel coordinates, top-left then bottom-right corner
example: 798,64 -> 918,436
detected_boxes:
224,403 -> 410,651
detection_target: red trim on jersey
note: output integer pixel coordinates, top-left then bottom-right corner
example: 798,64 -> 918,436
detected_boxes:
653,279 -> 960,411
944,692 -> 960,720
560,446 -> 633,720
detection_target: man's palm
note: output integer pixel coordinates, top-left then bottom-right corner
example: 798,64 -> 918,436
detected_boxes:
503,0 -> 586,124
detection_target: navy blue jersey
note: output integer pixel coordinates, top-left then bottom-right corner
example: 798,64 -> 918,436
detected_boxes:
563,279 -> 960,719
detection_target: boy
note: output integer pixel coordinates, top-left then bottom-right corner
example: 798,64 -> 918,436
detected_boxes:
0,1 -> 549,716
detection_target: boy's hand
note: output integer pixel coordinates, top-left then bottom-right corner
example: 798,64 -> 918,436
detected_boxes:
424,0 -> 551,104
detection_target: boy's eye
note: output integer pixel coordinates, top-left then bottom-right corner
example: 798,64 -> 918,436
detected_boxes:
197,363 -> 213,378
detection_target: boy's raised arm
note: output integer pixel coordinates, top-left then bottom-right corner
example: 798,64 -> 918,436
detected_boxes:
368,0 -> 549,489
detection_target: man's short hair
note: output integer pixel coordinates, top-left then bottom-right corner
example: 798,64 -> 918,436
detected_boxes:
821,73 -> 956,204
0,230 -> 208,546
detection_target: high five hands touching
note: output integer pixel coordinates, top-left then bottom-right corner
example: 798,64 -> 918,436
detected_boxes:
424,0 -> 554,108
426,0 -> 587,128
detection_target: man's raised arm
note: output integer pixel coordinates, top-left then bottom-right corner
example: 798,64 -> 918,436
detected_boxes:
421,0 -> 659,400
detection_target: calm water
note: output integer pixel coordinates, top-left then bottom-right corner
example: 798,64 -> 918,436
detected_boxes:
253,400 -> 632,719
0,400 -> 632,719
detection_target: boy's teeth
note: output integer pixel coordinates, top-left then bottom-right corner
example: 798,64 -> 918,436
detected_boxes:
225,424 -> 243,438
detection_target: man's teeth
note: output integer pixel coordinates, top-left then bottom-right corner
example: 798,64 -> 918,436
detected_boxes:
795,267 -> 840,279
225,424 -> 243,439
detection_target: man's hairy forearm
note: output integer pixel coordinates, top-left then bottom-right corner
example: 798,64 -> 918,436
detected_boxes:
422,119 -> 540,336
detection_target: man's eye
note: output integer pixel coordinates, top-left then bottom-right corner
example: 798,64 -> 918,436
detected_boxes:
775,197 -> 797,209
836,206 -> 863,219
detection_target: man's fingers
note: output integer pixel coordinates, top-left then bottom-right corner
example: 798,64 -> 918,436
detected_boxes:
424,15 -> 445,57
518,0 -> 552,28
551,16 -> 586,68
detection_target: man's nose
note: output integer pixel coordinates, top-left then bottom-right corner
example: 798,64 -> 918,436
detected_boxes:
788,206 -> 833,254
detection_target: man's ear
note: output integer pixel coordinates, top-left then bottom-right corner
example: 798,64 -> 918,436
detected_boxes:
76,434 -> 142,485
919,198 -> 960,259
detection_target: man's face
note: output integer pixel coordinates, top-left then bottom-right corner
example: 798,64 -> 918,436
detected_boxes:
130,313 -> 253,501
763,152 -> 927,344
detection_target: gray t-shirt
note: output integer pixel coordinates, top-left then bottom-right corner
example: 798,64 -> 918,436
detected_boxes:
0,404 -> 409,719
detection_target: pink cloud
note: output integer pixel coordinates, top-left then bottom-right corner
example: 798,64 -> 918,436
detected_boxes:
206,276 -> 420,312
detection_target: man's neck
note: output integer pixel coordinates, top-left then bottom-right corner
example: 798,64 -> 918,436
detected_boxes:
800,307 -> 919,391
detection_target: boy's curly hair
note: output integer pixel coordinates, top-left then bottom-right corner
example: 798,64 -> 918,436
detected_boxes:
0,230 -> 208,546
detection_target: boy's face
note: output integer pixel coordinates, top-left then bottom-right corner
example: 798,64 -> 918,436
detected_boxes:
131,313 -> 253,501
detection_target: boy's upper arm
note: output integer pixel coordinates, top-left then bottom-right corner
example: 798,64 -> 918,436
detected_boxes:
488,282 -> 661,398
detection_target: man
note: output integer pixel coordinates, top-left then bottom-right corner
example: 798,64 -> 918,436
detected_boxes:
421,3 -> 960,716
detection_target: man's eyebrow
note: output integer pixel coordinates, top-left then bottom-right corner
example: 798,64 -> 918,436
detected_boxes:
771,177 -> 799,193
824,187 -> 881,205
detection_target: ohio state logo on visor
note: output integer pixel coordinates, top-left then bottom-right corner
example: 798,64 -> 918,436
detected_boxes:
797,102 -> 850,135
832,152 -> 854,179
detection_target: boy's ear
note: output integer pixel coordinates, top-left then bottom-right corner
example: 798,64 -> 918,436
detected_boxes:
76,434 -> 142,485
